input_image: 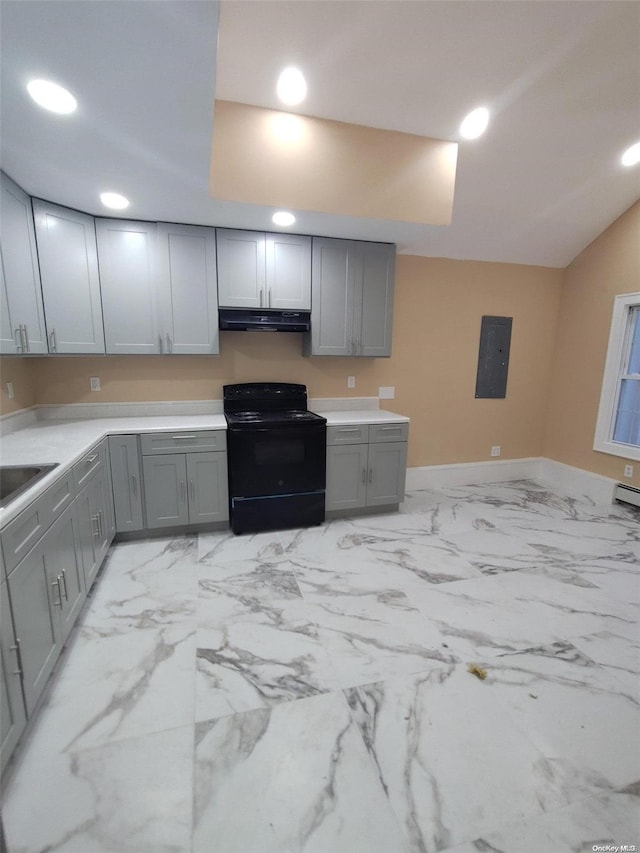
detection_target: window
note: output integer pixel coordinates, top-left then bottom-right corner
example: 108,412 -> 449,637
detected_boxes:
594,292 -> 640,461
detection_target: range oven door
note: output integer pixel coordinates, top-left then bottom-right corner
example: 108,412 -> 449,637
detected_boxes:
227,422 -> 326,499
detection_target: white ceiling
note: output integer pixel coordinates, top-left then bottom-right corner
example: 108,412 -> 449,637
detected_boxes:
1,0 -> 639,268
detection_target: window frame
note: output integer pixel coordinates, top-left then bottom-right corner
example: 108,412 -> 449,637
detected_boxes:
593,291 -> 640,462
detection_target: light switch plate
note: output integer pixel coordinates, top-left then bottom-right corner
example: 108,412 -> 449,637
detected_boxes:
378,386 -> 395,399
90,376 -> 101,392
6,381 -> 14,399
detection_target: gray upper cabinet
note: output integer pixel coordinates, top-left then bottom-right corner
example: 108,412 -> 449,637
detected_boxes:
306,237 -> 395,357
156,223 -> 219,354
217,228 -> 311,310
33,200 -> 105,354
0,172 -> 47,354
96,218 -> 160,354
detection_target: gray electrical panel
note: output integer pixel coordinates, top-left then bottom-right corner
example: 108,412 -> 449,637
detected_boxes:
475,316 -> 512,399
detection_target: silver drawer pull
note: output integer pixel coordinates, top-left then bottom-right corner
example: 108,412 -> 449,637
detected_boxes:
171,435 -> 197,440
14,327 -> 23,353
380,426 -> 401,431
61,569 -> 69,601
85,454 -> 98,464
10,638 -> 23,676
338,428 -> 360,433
51,577 -> 63,608
369,467 -> 373,483
362,468 -> 366,484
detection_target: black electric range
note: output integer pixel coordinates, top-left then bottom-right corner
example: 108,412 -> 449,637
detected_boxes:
223,383 -> 327,534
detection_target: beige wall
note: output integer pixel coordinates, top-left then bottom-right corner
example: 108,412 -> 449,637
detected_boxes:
543,201 -> 640,487
0,357 -> 37,415
0,256 -> 563,470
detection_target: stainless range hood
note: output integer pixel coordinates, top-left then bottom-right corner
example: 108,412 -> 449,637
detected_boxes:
218,308 -> 311,333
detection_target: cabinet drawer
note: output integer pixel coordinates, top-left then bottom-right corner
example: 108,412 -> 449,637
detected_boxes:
1,469 -> 75,575
368,422 -> 409,444
73,441 -> 106,491
139,430 -> 227,455
327,424 -> 369,445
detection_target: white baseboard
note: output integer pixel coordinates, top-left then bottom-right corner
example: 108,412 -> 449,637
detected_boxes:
406,457 -> 540,491
535,458 -> 617,505
406,457 -> 619,505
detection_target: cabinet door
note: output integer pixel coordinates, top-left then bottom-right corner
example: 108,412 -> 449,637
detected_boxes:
76,472 -> 113,592
265,233 -> 311,310
186,451 -> 229,524
366,441 -> 407,507
96,219 -> 160,354
142,454 -> 189,528
326,443 -> 368,511
1,578 -> 27,771
308,237 -> 357,356
358,242 -> 395,357
0,259 -> 16,353
216,228 -> 266,308
157,223 -> 219,354
7,540 -> 61,716
45,506 -> 85,643
0,173 -> 47,354
108,435 -> 144,532
33,200 -> 105,354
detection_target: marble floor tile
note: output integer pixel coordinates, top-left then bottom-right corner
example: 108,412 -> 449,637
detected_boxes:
345,664 -> 575,852
2,481 -> 638,853
2,724 -> 194,853
193,690 -> 409,853
441,786 -> 640,853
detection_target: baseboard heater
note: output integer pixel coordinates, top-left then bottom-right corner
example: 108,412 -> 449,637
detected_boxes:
614,483 -> 640,508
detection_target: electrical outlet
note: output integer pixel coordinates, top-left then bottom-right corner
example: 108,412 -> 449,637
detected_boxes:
90,376 -> 101,392
491,446 -> 501,457
6,381 -> 14,399
347,376 -> 356,389
624,464 -> 634,478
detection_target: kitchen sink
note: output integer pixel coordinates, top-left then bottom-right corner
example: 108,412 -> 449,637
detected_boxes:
0,464 -> 59,509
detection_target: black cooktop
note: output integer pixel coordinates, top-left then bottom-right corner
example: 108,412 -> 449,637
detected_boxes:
223,383 -> 326,428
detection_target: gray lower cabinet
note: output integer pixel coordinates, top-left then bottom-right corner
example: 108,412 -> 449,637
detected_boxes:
326,422 -> 408,511
76,469 -> 115,590
108,435 -> 144,532
142,451 -> 228,528
305,237 -> 395,357
6,503 -> 85,717
1,573 -> 27,773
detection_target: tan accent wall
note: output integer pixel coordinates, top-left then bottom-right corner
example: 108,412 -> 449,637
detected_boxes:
0,358 -> 37,416
543,201 -> 640,488
210,100 -> 457,225
3,256 -> 562,469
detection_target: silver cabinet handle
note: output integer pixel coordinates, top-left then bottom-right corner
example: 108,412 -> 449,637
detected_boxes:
338,427 -> 360,433
179,480 -> 186,504
259,289 -> 264,307
61,569 -> 69,602
49,328 -> 56,353
166,333 -> 172,353
23,324 -> 30,352
131,473 -> 138,498
368,467 -> 373,483
9,638 -> 23,677
85,454 -> 98,465
362,468 -> 366,484
20,325 -> 27,352
92,514 -> 100,539
171,434 -> 197,440
189,480 -> 195,502
268,289 -> 272,308
51,577 -> 63,608
98,510 -> 103,537
14,327 -> 23,353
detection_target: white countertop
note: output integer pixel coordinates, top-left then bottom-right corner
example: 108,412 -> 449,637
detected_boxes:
0,408 -> 408,528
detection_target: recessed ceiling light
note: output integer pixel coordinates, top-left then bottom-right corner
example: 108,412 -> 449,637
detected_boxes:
460,106 -> 490,140
100,192 -> 130,210
27,79 -> 77,114
277,67 -> 307,106
621,141 -> 640,167
272,211 -> 296,227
